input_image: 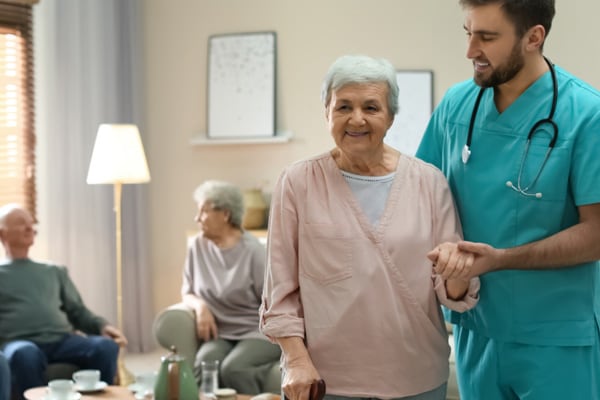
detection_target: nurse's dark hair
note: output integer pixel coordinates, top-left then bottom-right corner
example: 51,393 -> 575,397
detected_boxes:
459,0 -> 555,40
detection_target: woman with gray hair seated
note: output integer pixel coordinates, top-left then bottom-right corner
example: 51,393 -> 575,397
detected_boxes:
182,180 -> 281,395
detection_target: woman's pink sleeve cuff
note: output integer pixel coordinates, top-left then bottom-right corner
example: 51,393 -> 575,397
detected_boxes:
433,275 -> 480,312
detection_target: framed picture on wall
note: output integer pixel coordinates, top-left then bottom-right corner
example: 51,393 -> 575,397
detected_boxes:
384,70 -> 433,155
207,31 -> 277,139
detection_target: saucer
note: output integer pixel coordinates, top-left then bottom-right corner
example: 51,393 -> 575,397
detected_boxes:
42,392 -> 82,400
74,381 -> 107,393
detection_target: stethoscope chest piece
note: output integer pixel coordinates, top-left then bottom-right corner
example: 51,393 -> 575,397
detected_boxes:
462,145 -> 471,164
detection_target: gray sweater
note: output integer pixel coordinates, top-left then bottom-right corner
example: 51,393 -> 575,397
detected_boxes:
181,231 -> 266,341
0,259 -> 106,345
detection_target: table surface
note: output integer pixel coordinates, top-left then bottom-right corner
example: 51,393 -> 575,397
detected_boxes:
24,386 -> 259,400
24,386 -> 133,399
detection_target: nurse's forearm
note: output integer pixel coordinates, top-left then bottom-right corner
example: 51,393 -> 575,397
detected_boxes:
463,204 -> 600,272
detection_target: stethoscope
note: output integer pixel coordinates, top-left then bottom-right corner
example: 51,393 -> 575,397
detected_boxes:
462,56 -> 558,199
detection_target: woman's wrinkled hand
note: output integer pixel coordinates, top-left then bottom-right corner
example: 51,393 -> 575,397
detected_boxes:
195,305 -> 218,341
282,355 -> 321,400
428,242 -> 474,280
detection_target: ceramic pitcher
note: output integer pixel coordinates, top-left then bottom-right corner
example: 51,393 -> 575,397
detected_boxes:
154,346 -> 199,400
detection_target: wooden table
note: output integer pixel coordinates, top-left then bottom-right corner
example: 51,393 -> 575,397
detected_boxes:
24,386 -> 279,400
24,387 -> 266,400
24,386 -> 133,399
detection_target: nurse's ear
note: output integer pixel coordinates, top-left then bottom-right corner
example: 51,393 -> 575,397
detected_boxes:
524,24 -> 546,52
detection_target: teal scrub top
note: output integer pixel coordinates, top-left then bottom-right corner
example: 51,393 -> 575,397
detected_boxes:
417,65 -> 600,346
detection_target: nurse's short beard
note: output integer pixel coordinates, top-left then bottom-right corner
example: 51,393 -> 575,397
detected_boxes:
475,43 -> 525,88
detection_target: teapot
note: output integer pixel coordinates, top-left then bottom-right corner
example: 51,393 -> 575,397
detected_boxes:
154,346 -> 199,400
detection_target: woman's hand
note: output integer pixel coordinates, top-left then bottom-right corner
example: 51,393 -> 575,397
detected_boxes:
276,337 -> 322,400
195,304 -> 218,341
428,242 -> 474,280
282,356 -> 321,400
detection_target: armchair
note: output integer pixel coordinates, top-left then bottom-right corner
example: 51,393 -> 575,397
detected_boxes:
152,303 -> 281,394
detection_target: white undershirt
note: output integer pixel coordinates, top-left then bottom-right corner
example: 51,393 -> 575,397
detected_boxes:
340,170 -> 396,225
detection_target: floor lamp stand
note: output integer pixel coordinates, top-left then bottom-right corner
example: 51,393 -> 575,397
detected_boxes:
113,182 -> 135,386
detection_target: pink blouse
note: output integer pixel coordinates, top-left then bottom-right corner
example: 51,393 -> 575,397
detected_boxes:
260,152 -> 478,398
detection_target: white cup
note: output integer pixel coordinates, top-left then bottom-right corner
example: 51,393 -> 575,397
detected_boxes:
72,369 -> 100,390
134,371 -> 158,395
48,379 -> 74,400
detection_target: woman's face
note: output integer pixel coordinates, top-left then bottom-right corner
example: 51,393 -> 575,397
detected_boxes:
326,82 -> 394,156
194,201 -> 229,239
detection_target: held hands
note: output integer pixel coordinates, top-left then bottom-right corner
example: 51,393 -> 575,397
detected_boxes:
101,324 -> 128,347
428,241 -> 500,280
428,242 -> 474,280
195,304 -> 218,341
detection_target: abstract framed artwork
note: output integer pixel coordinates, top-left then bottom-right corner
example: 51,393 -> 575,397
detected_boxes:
207,31 -> 277,139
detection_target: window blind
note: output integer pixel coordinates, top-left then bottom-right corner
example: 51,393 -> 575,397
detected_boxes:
0,1 -> 35,218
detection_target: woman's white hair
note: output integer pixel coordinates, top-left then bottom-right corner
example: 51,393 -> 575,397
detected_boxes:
320,54 -> 399,115
193,180 -> 244,228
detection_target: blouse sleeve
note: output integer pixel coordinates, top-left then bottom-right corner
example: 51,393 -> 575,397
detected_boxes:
432,274 -> 480,312
428,164 -> 480,312
259,166 -> 306,341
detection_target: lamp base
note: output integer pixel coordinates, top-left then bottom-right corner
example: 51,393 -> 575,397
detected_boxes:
115,348 -> 135,386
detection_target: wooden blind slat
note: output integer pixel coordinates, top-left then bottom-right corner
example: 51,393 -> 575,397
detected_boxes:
0,0 -> 35,219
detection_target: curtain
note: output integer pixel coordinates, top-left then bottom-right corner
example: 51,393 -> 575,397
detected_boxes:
34,0 -> 154,352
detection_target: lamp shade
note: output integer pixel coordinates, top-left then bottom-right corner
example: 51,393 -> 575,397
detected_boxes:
87,124 -> 151,184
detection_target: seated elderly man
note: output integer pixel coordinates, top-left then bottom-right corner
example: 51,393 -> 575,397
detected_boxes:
0,204 -> 127,400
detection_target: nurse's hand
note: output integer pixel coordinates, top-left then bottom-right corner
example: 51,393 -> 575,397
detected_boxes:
428,242 -> 474,280
457,240 -> 501,276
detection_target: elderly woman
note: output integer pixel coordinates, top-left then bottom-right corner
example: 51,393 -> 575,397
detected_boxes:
259,55 -> 480,400
182,180 -> 281,394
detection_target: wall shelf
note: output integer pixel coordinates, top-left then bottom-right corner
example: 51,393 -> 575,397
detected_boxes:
190,131 -> 292,146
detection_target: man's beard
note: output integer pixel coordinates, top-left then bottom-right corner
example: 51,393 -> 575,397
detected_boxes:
474,43 -> 525,88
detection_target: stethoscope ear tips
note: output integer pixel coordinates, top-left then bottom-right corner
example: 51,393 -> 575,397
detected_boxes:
506,180 -> 543,198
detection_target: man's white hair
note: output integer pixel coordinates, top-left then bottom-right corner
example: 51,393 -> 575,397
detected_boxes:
0,203 -> 22,228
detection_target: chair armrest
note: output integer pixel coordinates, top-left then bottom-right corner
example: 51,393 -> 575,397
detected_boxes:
152,302 -> 199,367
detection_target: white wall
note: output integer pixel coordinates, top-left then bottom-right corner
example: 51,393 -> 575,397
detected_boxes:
143,0 -> 600,314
